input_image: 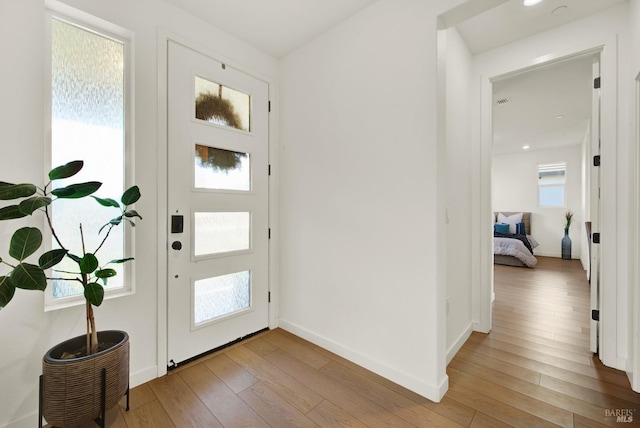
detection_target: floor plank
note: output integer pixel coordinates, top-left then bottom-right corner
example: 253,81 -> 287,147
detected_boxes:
306,400 -> 370,428
225,344 -> 324,413
320,361 -> 464,427
237,382 -> 318,427
121,400 -> 176,428
203,353 -> 259,394
264,348 -> 413,427
178,363 -> 269,427
148,374 -> 223,427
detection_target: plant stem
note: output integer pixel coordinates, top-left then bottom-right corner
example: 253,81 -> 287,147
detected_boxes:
85,300 -> 91,354
82,271 -> 98,354
87,302 -> 98,354
94,224 -> 114,256
0,260 -> 16,269
51,269 -> 83,275
80,224 -> 86,255
46,277 -> 83,283
44,205 -> 67,252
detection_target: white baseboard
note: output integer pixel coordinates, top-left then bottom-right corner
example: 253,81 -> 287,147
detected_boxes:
130,365 -> 159,388
447,322 -> 474,365
534,251 -> 561,257
278,319 -> 448,402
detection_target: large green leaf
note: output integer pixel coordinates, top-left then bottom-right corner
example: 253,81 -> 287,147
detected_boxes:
124,210 -> 142,220
0,276 -> 16,309
0,205 -> 28,220
84,282 -> 104,306
10,263 -> 47,290
18,197 -> 51,216
39,249 -> 68,269
92,196 -> 120,208
0,183 -> 37,201
99,216 -> 122,234
0,183 -> 36,201
52,182 -> 102,199
121,186 -> 141,205
109,257 -> 134,264
79,253 -> 99,274
48,160 -> 84,180
95,268 -> 117,279
9,227 -> 42,261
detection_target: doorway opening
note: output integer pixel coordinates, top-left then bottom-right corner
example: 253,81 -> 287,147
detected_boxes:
490,54 -> 600,355
438,0 -> 619,370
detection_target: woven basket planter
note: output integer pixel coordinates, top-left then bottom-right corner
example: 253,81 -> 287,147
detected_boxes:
42,330 -> 129,427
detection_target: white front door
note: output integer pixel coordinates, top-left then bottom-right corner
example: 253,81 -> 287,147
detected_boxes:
167,41 -> 270,366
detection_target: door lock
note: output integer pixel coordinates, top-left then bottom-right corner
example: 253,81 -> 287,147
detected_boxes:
171,241 -> 182,251
171,215 -> 184,233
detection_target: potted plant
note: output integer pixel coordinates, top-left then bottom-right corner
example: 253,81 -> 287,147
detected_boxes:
0,160 -> 141,427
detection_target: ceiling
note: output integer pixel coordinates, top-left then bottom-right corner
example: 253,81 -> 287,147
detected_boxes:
160,0 -> 377,58
158,0 -> 628,59
456,0 -> 628,55
492,54 -> 595,155
457,0 -> 626,155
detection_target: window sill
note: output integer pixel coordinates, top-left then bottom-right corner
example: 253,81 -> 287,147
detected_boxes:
44,288 -> 135,312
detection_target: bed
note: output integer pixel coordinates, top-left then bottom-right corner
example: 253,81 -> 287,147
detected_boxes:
494,212 -> 538,268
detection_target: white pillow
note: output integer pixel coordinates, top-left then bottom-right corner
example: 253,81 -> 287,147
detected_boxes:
497,212 -> 523,233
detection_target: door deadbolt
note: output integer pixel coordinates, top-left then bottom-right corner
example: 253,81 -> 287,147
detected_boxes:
171,215 -> 184,233
171,241 -> 182,251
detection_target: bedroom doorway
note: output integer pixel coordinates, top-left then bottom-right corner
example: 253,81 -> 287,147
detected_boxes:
490,52 -> 603,359
438,0 -> 626,389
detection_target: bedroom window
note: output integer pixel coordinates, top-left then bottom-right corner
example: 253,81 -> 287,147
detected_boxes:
46,10 -> 134,309
538,161 -> 566,207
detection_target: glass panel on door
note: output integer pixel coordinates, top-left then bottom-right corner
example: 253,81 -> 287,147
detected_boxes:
195,76 -> 251,131
193,270 -> 251,326
194,144 -> 251,191
194,212 -> 250,256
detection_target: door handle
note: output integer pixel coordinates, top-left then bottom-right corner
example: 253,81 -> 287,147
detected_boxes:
171,241 -> 182,251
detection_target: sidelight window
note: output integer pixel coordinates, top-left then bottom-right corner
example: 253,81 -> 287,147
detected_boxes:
46,10 -> 133,307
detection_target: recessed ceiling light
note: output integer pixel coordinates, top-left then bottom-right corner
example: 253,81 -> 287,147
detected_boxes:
524,0 -> 543,6
522,145 -> 531,150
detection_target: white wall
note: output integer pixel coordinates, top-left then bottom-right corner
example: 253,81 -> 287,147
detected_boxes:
0,1 -> 278,426
493,145 -> 584,259
470,3 -> 632,372
279,0 -> 466,401
444,27 -> 474,362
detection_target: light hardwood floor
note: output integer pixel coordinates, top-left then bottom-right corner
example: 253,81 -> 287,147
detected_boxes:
69,256 -> 639,427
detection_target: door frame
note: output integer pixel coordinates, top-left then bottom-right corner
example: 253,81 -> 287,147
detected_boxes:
633,71 -> 640,392
156,30 -> 279,378
474,34 -> 619,368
